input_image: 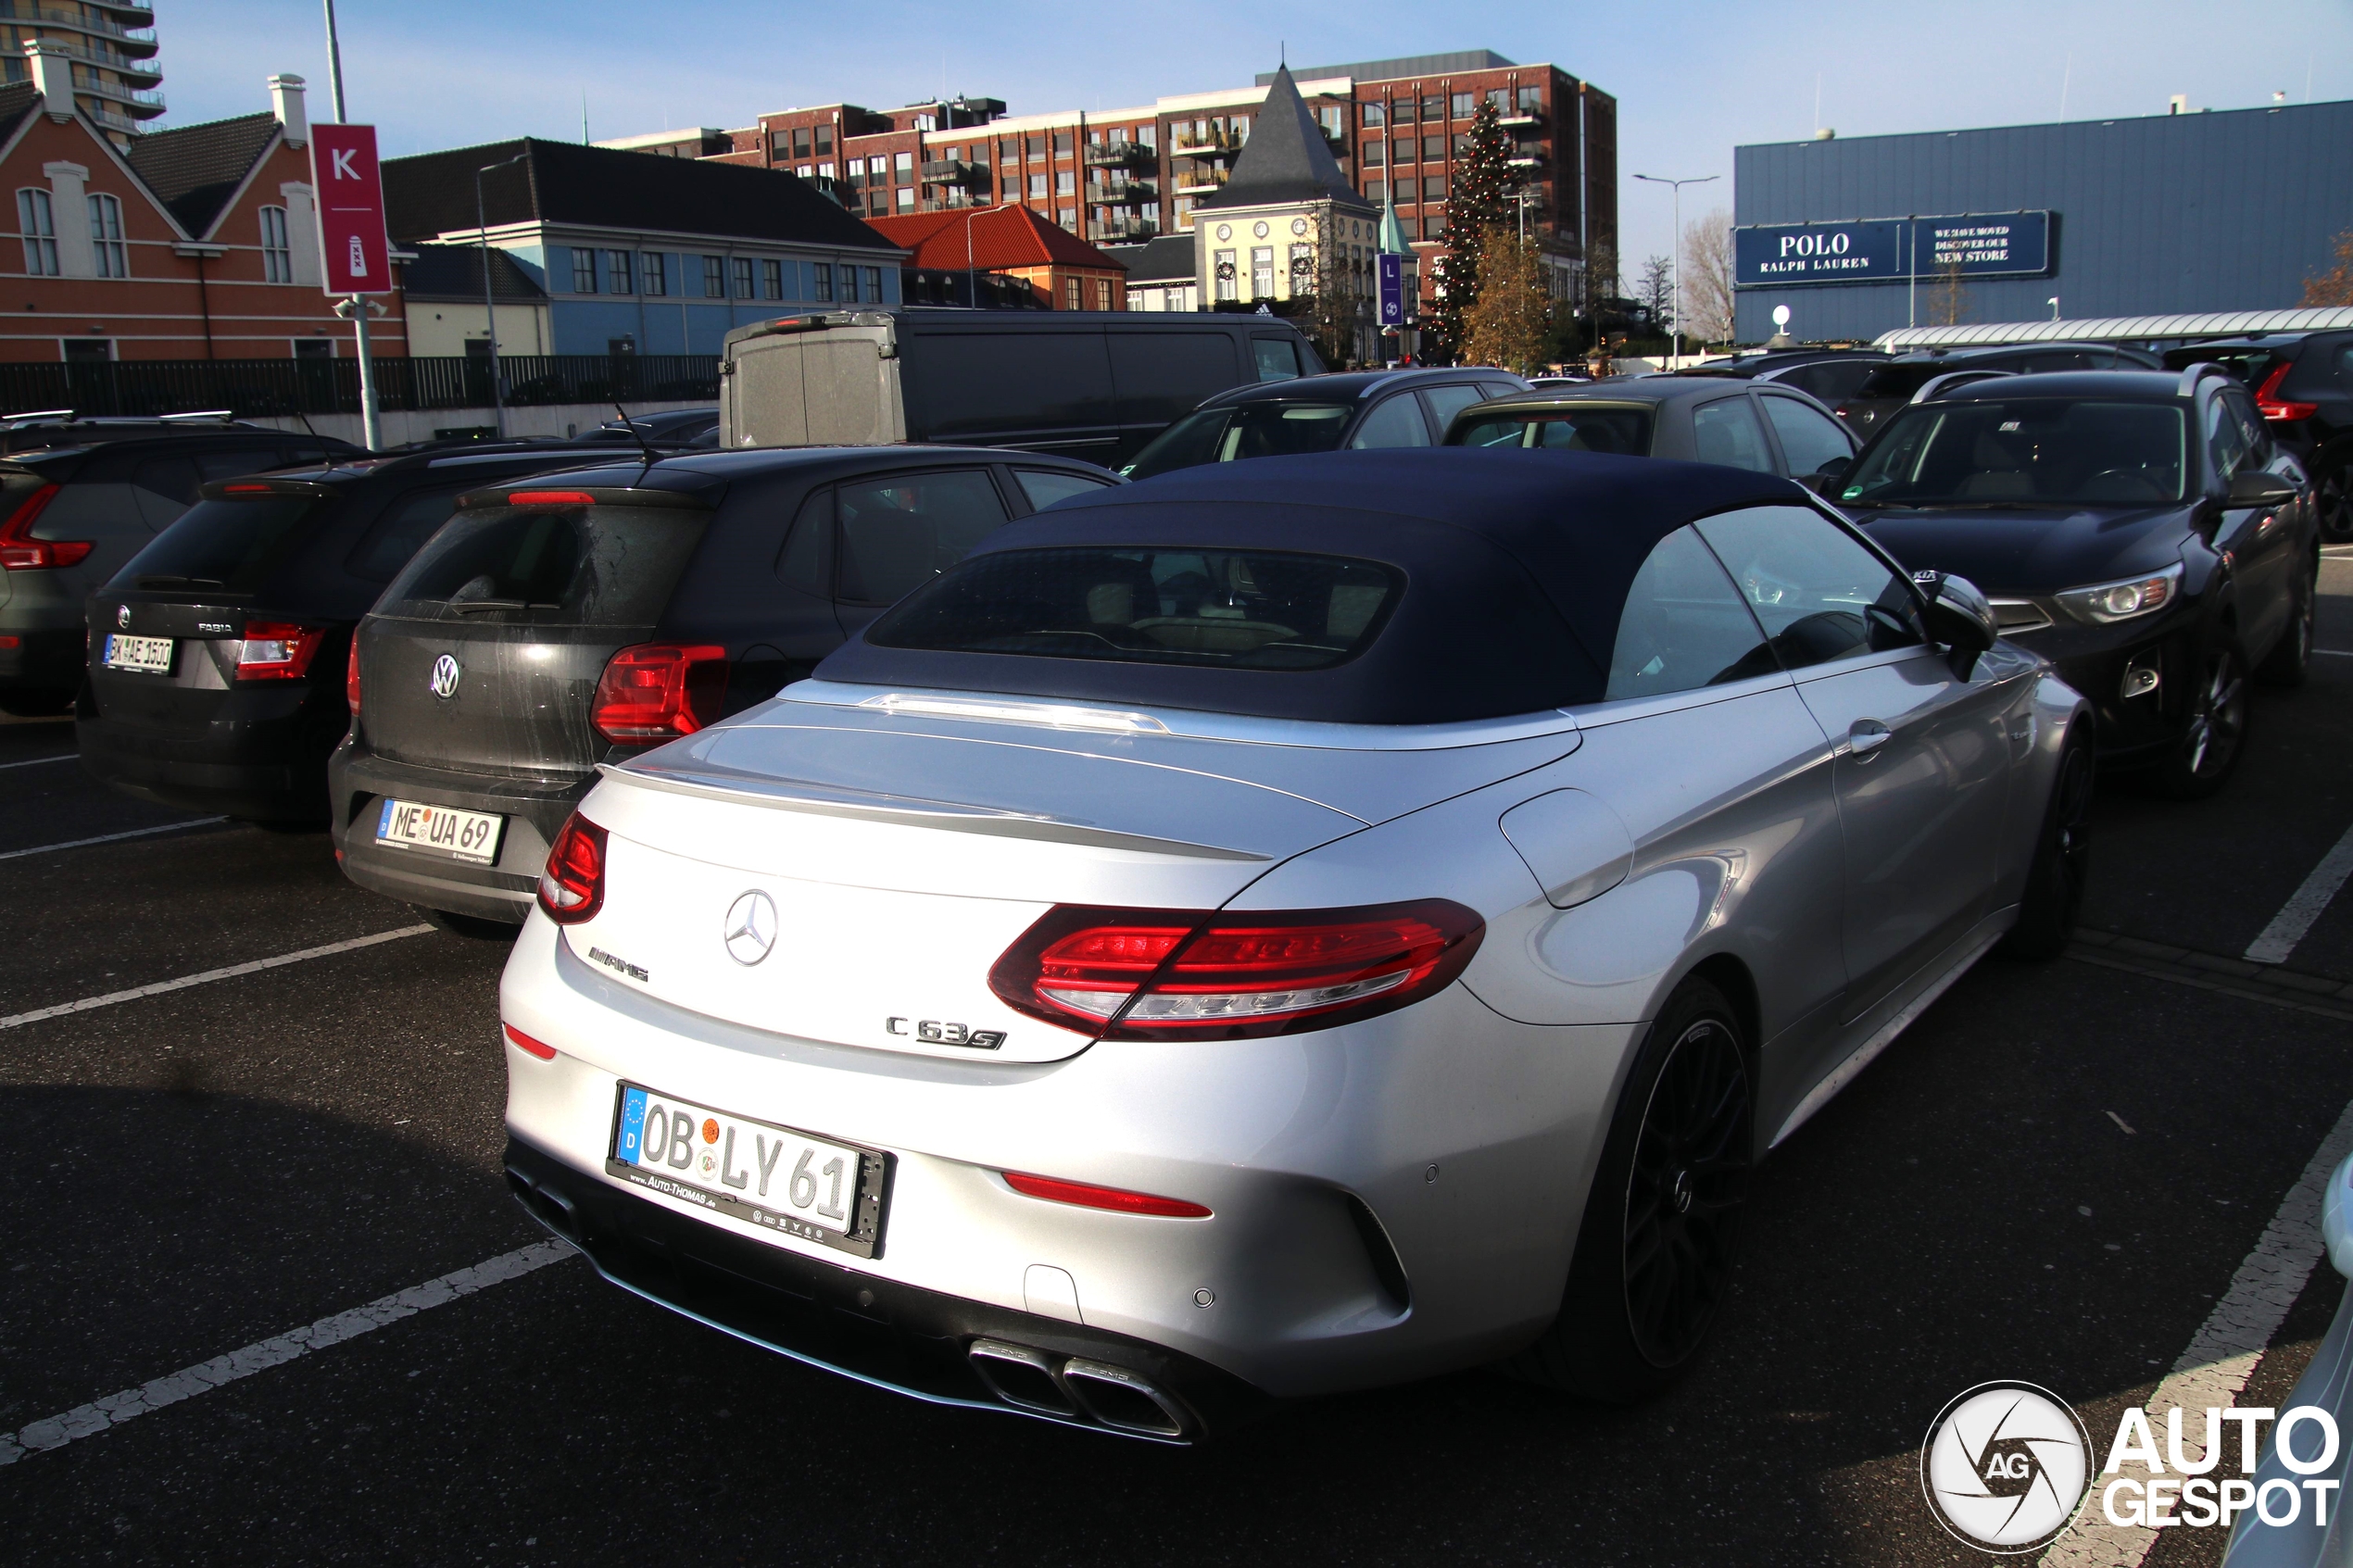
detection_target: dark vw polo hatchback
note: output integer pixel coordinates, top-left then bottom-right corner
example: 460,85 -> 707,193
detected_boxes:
79,444 -> 645,824
1834,365 -> 2315,797
329,445 -> 1119,933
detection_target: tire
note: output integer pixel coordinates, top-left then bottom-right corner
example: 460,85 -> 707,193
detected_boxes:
1503,975 -> 1752,1403
2000,727 -> 2093,960
2149,633 -> 2249,800
2257,559 -> 2316,688
2316,455 -> 2353,545
414,906 -> 521,941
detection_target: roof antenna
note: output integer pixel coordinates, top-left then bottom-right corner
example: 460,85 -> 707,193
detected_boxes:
291,406 -> 345,470
611,399 -> 660,472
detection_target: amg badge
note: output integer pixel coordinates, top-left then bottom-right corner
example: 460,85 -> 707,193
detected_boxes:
587,946 -> 649,983
886,1017 -> 1005,1049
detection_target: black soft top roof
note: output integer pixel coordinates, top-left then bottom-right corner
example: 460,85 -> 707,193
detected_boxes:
821,448 -> 1807,724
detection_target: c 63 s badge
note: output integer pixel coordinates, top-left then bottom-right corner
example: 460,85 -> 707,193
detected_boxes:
887,1017 -> 1005,1050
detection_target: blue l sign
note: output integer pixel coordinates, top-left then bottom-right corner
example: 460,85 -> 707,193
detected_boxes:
1378,254 -> 1406,327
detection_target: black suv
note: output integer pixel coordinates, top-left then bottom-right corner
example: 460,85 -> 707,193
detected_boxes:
0,428 -> 360,713
1833,365 -> 2316,797
1671,347 -> 1891,409
1834,342 -> 2160,438
329,445 -> 1120,933
2164,332 -> 2353,539
79,443 -> 641,824
1119,368 -> 1529,480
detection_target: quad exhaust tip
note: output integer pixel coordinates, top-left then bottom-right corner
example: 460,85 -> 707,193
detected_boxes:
967,1337 -> 1190,1440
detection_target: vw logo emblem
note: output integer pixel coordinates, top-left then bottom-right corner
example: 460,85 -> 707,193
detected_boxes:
115,604 -> 130,629
429,654 -> 460,700
723,891 -> 778,966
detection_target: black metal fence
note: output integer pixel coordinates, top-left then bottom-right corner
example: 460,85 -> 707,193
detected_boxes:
0,355 -> 721,420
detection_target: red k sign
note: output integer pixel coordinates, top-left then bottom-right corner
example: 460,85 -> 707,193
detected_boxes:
308,123 -> 389,295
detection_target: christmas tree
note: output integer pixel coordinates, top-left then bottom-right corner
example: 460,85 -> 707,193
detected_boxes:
1428,102 -> 1519,359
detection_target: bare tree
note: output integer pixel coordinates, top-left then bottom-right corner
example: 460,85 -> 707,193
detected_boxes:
1930,258 -> 1970,327
1637,255 -> 1674,336
1680,207 -> 1736,345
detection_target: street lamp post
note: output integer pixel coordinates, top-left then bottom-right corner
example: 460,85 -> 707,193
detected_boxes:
1633,172 -> 1718,370
318,0 -> 380,449
475,152 -> 529,437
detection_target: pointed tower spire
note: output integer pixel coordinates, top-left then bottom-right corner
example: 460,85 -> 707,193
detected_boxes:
1197,64 -> 1368,211
1378,193 -> 1409,255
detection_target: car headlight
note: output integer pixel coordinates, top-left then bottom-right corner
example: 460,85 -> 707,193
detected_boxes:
2056,562 -> 2183,624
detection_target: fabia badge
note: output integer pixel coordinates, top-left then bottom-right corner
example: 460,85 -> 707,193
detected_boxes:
115,604 -> 131,629
1921,1381 -> 2093,1553
429,654 -> 460,699
723,890 -> 778,966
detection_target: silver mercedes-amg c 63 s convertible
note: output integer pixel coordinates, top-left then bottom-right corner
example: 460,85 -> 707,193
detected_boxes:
495,448 -> 2093,1441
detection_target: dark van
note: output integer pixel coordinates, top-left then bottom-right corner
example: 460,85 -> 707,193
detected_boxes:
718,309 -> 1324,467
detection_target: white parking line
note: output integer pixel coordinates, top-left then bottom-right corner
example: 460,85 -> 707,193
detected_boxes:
0,753 -> 74,770
2246,822 -> 2353,964
0,1241 -> 573,1467
2043,1095 -> 2353,1565
0,816 -> 227,862
0,923 -> 433,1031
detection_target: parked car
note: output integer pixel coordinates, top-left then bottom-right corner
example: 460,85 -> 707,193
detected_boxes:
1675,347 -> 1892,409
495,447 -> 2088,1442
1835,342 -> 2160,437
1833,364 -> 2315,797
0,428 -> 360,714
0,411 -> 296,456
1120,368 -> 1530,481
2165,332 -> 2353,540
77,443 -> 655,825
1443,377 -> 1860,487
330,445 -> 1121,935
719,309 -> 1324,468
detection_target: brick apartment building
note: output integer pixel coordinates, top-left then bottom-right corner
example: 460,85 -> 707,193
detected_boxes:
0,55 -> 403,362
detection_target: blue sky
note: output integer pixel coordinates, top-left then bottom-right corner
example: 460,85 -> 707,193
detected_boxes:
168,1 -> 2353,279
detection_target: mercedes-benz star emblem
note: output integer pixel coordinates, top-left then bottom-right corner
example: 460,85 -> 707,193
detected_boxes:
723,891 -> 778,966
115,604 -> 130,629
429,654 -> 460,700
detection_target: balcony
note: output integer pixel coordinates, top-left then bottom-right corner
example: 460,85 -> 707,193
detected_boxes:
1089,217 -> 1157,243
1173,167 -> 1228,195
1100,177 -> 1157,205
1499,109 -> 1544,129
920,158 -> 988,186
1170,132 -> 1242,160
0,3 -> 157,49
1085,140 -> 1157,169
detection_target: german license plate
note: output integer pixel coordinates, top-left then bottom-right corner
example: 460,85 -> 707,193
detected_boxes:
608,1085 -> 889,1258
102,634 -> 173,674
374,797 -> 505,863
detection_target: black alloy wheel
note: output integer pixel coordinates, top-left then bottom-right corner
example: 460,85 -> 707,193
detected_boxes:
2000,730 -> 2094,960
2317,458 -> 2353,544
2154,639 -> 2248,798
1621,1016 -> 1752,1368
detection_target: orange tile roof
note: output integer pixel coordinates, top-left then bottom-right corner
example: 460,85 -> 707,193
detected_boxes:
865,206 -> 1129,272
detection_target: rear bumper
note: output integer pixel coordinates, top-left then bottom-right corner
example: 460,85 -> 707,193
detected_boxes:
329,735 -> 590,922
77,684 -> 340,822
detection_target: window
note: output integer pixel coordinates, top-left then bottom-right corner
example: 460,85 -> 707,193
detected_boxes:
1421,383 -> 1491,432
1214,247 -> 1236,302
862,266 -> 882,301
1518,85 -> 1542,112
605,249 -> 633,294
1053,132 -> 1073,155
1252,338 -> 1301,381
258,204 -> 292,282
814,125 -> 833,155
1013,469 -> 1114,510
1423,135 -> 1445,163
835,470 -> 1012,604
732,257 -> 754,298
791,126 -> 811,158
1606,526 -> 1777,701
641,252 -> 667,296
1362,141 -> 1385,167
1425,214 -> 1445,237
573,249 -> 598,293
1453,407 -> 1654,455
812,261 -> 833,302
1095,278 -> 1114,310
1056,169 -> 1075,195
1691,397 -> 1775,472
846,157 -> 865,182
1347,394 -> 1430,449
1393,99 -> 1416,124
1422,175 -> 1445,201
894,151 -> 913,177
1026,136 -> 1046,159
88,193 -> 125,278
1362,103 -> 1385,129
1056,208 -> 1076,231
1690,507 -> 1922,671
1028,174 -> 1048,200
1421,95 -> 1443,121
896,188 -> 914,212
1759,395 -> 1856,479
1392,137 -> 1415,166
346,485 -> 472,583
761,258 -> 783,299
1065,276 -> 1082,310
1486,88 -> 1509,112
1251,245 -> 1274,299
17,187 -> 56,275
1841,400 -> 2189,507
1450,93 -> 1474,119
701,255 -> 724,297
838,265 -> 859,304
2207,395 -> 2253,481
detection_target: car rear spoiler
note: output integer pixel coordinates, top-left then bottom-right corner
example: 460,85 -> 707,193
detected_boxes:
197,476 -> 340,501
451,481 -> 724,510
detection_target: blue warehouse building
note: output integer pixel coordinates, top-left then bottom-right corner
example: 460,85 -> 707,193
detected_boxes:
1733,97 -> 2353,344
384,138 -> 904,358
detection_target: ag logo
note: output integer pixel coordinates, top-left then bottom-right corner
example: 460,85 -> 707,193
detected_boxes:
115,604 -> 131,629
429,653 -> 461,700
722,890 -> 777,966
1921,1382 -> 2092,1553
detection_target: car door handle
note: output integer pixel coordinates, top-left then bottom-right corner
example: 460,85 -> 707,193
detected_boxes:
1847,720 -> 1893,758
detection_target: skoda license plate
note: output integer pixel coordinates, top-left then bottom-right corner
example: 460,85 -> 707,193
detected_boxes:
608,1085 -> 888,1258
103,634 -> 173,674
374,797 -> 504,863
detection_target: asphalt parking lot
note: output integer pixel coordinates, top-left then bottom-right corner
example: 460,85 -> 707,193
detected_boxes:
5,558 -> 2353,1566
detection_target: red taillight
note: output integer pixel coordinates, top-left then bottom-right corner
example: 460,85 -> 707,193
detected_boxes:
235,620 -> 326,681
503,1022 -> 557,1060
988,899 -> 1485,1040
2255,361 -> 2319,421
345,635 -> 361,714
591,643 -> 728,742
0,483 -> 84,570
1002,1171 -> 1211,1218
220,483 -> 275,495
507,489 -> 598,506
537,812 -> 608,923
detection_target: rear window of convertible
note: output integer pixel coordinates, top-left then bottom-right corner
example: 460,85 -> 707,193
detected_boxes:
868,547 -> 1403,671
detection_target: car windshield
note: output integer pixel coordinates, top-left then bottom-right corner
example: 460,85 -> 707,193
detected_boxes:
1840,399 -> 2189,508
1123,402 -> 1357,480
1450,406 -> 1653,456
868,546 -> 1402,671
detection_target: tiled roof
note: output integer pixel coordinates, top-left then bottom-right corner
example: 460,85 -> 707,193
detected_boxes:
0,83 -> 36,156
1198,66 -> 1373,214
400,242 -> 547,301
865,205 -> 1128,272
382,137 -> 897,252
122,110 -> 281,237
1100,234 -> 1196,284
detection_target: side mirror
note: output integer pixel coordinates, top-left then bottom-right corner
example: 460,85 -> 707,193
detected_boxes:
1799,459 -> 1851,497
2228,470 -> 2299,508
1915,571 -> 1998,678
